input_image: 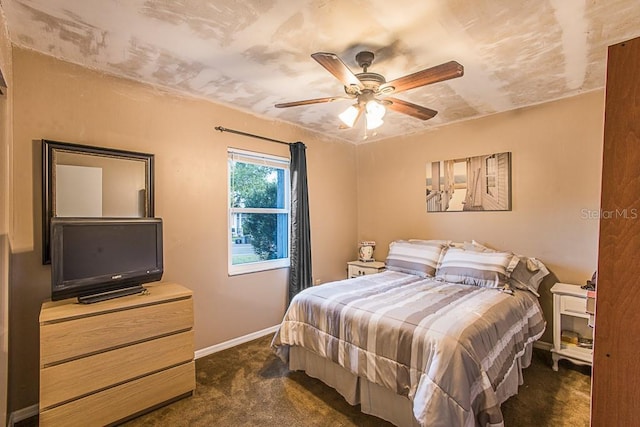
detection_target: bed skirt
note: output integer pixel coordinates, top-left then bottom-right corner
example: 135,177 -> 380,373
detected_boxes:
289,343 -> 534,427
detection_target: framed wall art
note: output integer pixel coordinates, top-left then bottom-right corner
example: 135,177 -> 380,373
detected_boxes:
426,152 -> 511,212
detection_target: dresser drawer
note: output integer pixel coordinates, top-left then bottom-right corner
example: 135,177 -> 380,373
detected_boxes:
41,298 -> 193,366
40,331 -> 194,409
560,294 -> 587,315
39,361 -> 195,427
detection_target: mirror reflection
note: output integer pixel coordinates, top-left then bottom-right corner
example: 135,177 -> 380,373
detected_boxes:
55,151 -> 148,217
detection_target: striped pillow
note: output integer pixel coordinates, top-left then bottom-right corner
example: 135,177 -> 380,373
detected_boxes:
384,240 -> 446,277
435,248 -> 519,288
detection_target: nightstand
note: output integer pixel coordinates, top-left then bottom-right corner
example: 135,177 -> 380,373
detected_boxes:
347,260 -> 385,278
550,282 -> 593,371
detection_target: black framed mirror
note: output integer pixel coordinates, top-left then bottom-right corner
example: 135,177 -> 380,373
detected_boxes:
42,139 -> 155,264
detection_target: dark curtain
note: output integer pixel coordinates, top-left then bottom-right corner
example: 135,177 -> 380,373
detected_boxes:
288,142 -> 312,304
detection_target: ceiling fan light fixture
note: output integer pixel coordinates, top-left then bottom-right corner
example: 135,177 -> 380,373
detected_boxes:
366,100 -> 385,119
339,105 -> 360,128
365,100 -> 385,130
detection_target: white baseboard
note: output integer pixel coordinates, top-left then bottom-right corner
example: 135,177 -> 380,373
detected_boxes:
533,340 -> 553,351
8,403 -> 38,426
194,325 -> 280,360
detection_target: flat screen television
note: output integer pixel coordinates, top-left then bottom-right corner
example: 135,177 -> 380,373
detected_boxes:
50,217 -> 163,303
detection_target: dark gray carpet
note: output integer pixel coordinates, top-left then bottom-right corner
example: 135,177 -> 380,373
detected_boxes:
120,334 -> 591,427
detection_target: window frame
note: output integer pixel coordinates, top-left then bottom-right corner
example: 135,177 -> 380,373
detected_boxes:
227,148 -> 291,275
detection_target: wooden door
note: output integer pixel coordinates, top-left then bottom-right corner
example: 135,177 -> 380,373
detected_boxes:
591,36 -> 640,426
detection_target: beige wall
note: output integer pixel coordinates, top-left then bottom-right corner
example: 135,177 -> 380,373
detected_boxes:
0,5 -> 12,424
356,90 -> 605,343
8,47 -> 357,412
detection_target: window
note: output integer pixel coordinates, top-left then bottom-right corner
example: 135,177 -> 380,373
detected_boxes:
228,149 -> 290,275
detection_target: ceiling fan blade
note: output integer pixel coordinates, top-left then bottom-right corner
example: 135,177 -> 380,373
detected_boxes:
380,61 -> 464,94
385,97 -> 438,120
275,96 -> 346,108
311,52 -> 365,90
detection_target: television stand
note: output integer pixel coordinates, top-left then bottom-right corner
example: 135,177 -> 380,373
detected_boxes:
78,285 -> 146,304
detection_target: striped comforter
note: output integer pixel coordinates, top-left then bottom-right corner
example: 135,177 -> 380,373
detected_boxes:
272,271 -> 545,427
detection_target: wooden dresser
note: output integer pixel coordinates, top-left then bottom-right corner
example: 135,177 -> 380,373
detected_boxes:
39,282 -> 195,426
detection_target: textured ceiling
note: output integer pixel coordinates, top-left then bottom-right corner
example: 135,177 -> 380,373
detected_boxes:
3,0 -> 640,143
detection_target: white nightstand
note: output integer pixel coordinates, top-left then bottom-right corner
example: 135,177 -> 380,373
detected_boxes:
550,282 -> 593,371
347,260 -> 385,278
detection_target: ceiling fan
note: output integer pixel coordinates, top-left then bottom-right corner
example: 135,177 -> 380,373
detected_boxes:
275,51 -> 464,130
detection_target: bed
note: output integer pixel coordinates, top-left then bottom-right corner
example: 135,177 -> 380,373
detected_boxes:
271,240 -> 548,427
